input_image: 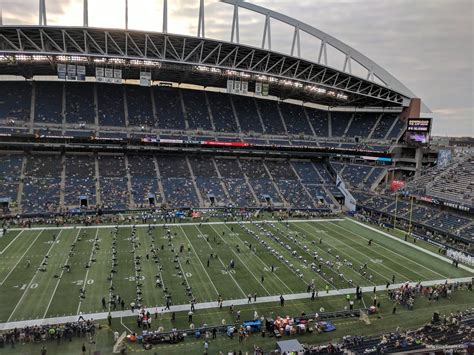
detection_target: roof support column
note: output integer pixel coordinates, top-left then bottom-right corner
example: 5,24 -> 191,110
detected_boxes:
39,0 -> 47,26
197,0 -> 205,37
163,0 -> 168,33
83,0 -> 88,27
261,14 -> 271,50
230,2 -> 239,43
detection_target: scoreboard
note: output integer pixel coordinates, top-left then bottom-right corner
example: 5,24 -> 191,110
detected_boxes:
406,118 -> 432,145
407,118 -> 431,132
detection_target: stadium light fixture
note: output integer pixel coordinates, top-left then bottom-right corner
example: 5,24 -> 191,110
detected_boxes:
56,55 -> 88,62
109,58 -> 126,65
15,55 -> 32,62
32,55 -> 49,61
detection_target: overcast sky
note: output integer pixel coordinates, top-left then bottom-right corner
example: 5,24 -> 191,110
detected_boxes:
1,0 -> 472,136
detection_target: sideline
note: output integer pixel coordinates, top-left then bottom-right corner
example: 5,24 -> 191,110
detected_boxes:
6,218 -> 344,232
347,218 -> 474,274
1,276 -> 471,331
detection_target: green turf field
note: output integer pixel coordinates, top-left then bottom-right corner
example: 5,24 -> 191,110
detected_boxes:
0,218 -> 471,325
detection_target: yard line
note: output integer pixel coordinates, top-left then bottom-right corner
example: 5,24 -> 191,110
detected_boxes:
330,221 -> 448,279
222,224 -> 294,294
0,230 -> 25,255
304,221 -> 414,281
289,222 -> 382,285
7,229 -> 64,322
42,228 -> 82,319
296,222 -> 397,283
0,230 -> 44,285
1,276 -> 471,331
190,225 -> 246,298
208,224 -> 271,296
76,228 -> 100,315
262,222 -> 338,289
178,226 -> 220,296
348,218 -> 474,274
243,223 -> 316,288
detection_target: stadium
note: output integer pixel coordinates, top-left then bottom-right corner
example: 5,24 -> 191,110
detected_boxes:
0,0 -> 472,354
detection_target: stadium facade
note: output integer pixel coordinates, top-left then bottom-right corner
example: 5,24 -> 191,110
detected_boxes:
0,0 -> 472,249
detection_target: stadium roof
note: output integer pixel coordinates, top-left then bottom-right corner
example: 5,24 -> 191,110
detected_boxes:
0,0 -> 426,110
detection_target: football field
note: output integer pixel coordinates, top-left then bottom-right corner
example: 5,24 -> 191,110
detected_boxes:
0,218 -> 471,326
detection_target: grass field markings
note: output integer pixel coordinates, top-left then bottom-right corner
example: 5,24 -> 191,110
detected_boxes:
243,223 -> 319,288
330,221 -> 448,280
298,222 -> 398,284
262,222 -> 339,290
190,225 -> 247,298
0,229 -> 45,285
311,221 -> 418,282
348,219 -> 474,274
7,229 -> 64,323
274,222 -> 360,287
76,228 -> 100,315
290,222 -> 381,286
0,230 -> 25,255
42,228 -> 82,319
135,228 -> 165,308
179,226 -> 221,297
222,224 -> 295,294
6,219 -> 344,232
208,224 -> 272,297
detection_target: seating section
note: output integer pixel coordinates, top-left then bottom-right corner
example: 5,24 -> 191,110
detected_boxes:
331,162 -> 384,189
232,95 -> 263,133
128,155 -> 161,207
215,158 -> 256,207
240,159 -> 282,204
154,87 -> 185,130
22,154 -> 62,213
403,155 -> 474,207
65,82 -> 95,124
182,90 -> 213,130
425,213 -> 471,234
306,108 -> 328,137
0,151 -> 400,212
386,118 -> 406,139
97,84 -> 125,126
126,85 -> 154,127
0,154 -> 23,205
257,100 -> 286,135
0,82 -> 31,122
427,158 -> 474,205
35,82 -> 63,124
330,112 -> 352,137
356,191 -> 473,241
292,161 -> 323,184
279,103 -> 312,135
64,155 -> 97,207
98,155 -> 129,210
346,113 -> 378,137
207,92 -> 239,133
0,82 -> 404,152
265,160 -> 313,208
189,156 -> 228,206
372,113 -> 397,139
365,167 -> 386,188
157,155 -> 199,207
